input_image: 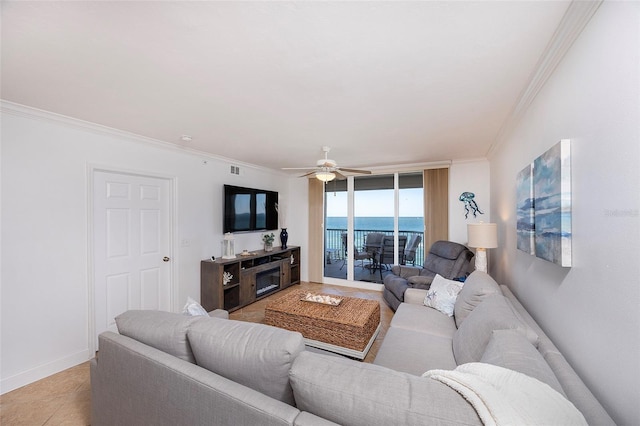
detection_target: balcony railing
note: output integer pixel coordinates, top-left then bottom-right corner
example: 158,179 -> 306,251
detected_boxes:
325,228 -> 424,268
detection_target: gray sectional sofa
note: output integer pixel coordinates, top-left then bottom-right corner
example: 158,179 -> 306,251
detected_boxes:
91,271 -> 614,425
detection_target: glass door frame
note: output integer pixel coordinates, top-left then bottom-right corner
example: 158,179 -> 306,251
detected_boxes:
323,172 -> 408,287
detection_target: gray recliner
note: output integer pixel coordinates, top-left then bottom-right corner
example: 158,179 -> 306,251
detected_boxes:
382,240 -> 474,311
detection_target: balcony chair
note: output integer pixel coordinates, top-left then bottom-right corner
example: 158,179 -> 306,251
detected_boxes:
376,235 -> 408,281
340,232 -> 371,270
382,240 -> 474,311
363,232 -> 384,256
403,234 -> 422,265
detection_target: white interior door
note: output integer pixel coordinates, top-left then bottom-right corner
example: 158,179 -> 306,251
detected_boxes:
93,170 -> 172,342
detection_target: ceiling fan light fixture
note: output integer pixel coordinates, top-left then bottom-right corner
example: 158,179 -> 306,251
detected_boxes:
315,170 -> 336,182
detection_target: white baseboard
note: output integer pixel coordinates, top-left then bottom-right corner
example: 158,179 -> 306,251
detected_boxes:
0,349 -> 93,395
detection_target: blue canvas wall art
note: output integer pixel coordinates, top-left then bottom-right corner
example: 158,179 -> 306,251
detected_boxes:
516,164 -> 535,255
533,139 -> 572,267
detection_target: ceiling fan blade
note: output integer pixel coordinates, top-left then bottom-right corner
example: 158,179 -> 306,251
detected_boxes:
282,167 -> 316,171
334,170 -> 348,180
337,167 -> 372,174
299,171 -> 317,178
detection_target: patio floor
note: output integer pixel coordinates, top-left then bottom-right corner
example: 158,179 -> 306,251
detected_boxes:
323,255 -> 394,284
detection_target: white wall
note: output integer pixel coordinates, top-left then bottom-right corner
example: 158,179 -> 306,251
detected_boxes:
285,177 -> 310,283
489,2 -> 639,424
0,104 -> 295,393
449,159 -> 491,244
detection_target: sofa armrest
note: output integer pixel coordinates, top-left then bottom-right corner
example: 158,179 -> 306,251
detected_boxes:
294,412 -> 341,426
93,332 -> 301,426
404,288 -> 428,305
208,309 -> 229,319
391,265 -> 423,279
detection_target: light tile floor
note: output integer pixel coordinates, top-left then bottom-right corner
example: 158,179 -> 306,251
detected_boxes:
0,362 -> 92,426
0,282 -> 392,425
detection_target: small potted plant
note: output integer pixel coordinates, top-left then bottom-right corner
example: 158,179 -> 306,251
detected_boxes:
262,232 -> 275,252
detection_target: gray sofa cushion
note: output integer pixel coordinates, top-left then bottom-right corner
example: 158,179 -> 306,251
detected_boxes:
453,271 -> 501,327
374,327 -> 457,375
480,330 -> 565,396
188,318 -> 304,406
390,302 -> 457,339
115,310 -> 204,363
290,351 -> 481,426
503,296 -> 540,347
453,294 -> 537,365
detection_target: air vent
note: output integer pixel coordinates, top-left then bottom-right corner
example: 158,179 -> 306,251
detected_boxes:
230,165 -> 240,175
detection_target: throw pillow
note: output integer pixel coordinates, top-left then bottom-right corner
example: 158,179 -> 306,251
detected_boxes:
481,330 -> 565,396
503,297 -> 540,347
188,319 -> 304,406
453,271 -> 501,328
423,274 -> 464,316
115,310 -> 204,363
182,297 -> 208,316
452,294 -> 538,364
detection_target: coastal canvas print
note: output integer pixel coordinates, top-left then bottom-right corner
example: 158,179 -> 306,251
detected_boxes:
533,140 -> 572,267
516,164 -> 535,255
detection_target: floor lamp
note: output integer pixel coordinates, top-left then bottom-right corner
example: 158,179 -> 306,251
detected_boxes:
467,223 -> 498,273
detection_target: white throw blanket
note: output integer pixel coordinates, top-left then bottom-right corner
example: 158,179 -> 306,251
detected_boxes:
423,363 -> 587,426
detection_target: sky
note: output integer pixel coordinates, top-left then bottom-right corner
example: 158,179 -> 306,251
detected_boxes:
326,188 -> 423,217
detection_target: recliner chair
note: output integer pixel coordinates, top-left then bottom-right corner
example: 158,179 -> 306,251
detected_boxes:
382,240 -> 474,311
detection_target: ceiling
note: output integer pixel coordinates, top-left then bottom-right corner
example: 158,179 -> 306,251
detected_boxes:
1,1 -> 571,173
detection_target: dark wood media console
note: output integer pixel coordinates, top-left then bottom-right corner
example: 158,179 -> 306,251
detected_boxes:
200,246 -> 300,312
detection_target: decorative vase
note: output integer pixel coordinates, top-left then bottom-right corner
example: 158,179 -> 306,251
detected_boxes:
280,228 -> 288,249
264,243 -> 273,252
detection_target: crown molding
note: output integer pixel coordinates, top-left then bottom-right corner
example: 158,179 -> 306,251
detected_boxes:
487,0 -> 603,159
1,100 -> 455,177
450,157 -> 489,165
0,100 -> 273,173
366,160 -> 453,175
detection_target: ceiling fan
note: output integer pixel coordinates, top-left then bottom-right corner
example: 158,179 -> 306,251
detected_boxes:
282,146 -> 372,182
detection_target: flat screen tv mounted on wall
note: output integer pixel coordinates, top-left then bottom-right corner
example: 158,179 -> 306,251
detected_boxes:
223,185 -> 278,233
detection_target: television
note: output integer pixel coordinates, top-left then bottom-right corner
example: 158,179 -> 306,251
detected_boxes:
223,185 -> 278,233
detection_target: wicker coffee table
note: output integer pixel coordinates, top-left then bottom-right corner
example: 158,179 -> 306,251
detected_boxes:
264,290 -> 381,359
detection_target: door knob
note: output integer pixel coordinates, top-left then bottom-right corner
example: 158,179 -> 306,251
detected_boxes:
163,256 -> 170,262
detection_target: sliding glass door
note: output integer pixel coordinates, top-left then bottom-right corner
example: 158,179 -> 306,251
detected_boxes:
323,172 -> 423,284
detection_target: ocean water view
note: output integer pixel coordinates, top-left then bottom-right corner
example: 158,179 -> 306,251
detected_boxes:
326,217 -> 424,233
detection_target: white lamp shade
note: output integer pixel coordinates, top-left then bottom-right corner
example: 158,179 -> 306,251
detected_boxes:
315,171 -> 336,182
467,223 -> 498,249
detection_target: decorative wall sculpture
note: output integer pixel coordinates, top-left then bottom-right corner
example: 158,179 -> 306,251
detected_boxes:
459,192 -> 484,218
517,140 -> 572,267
